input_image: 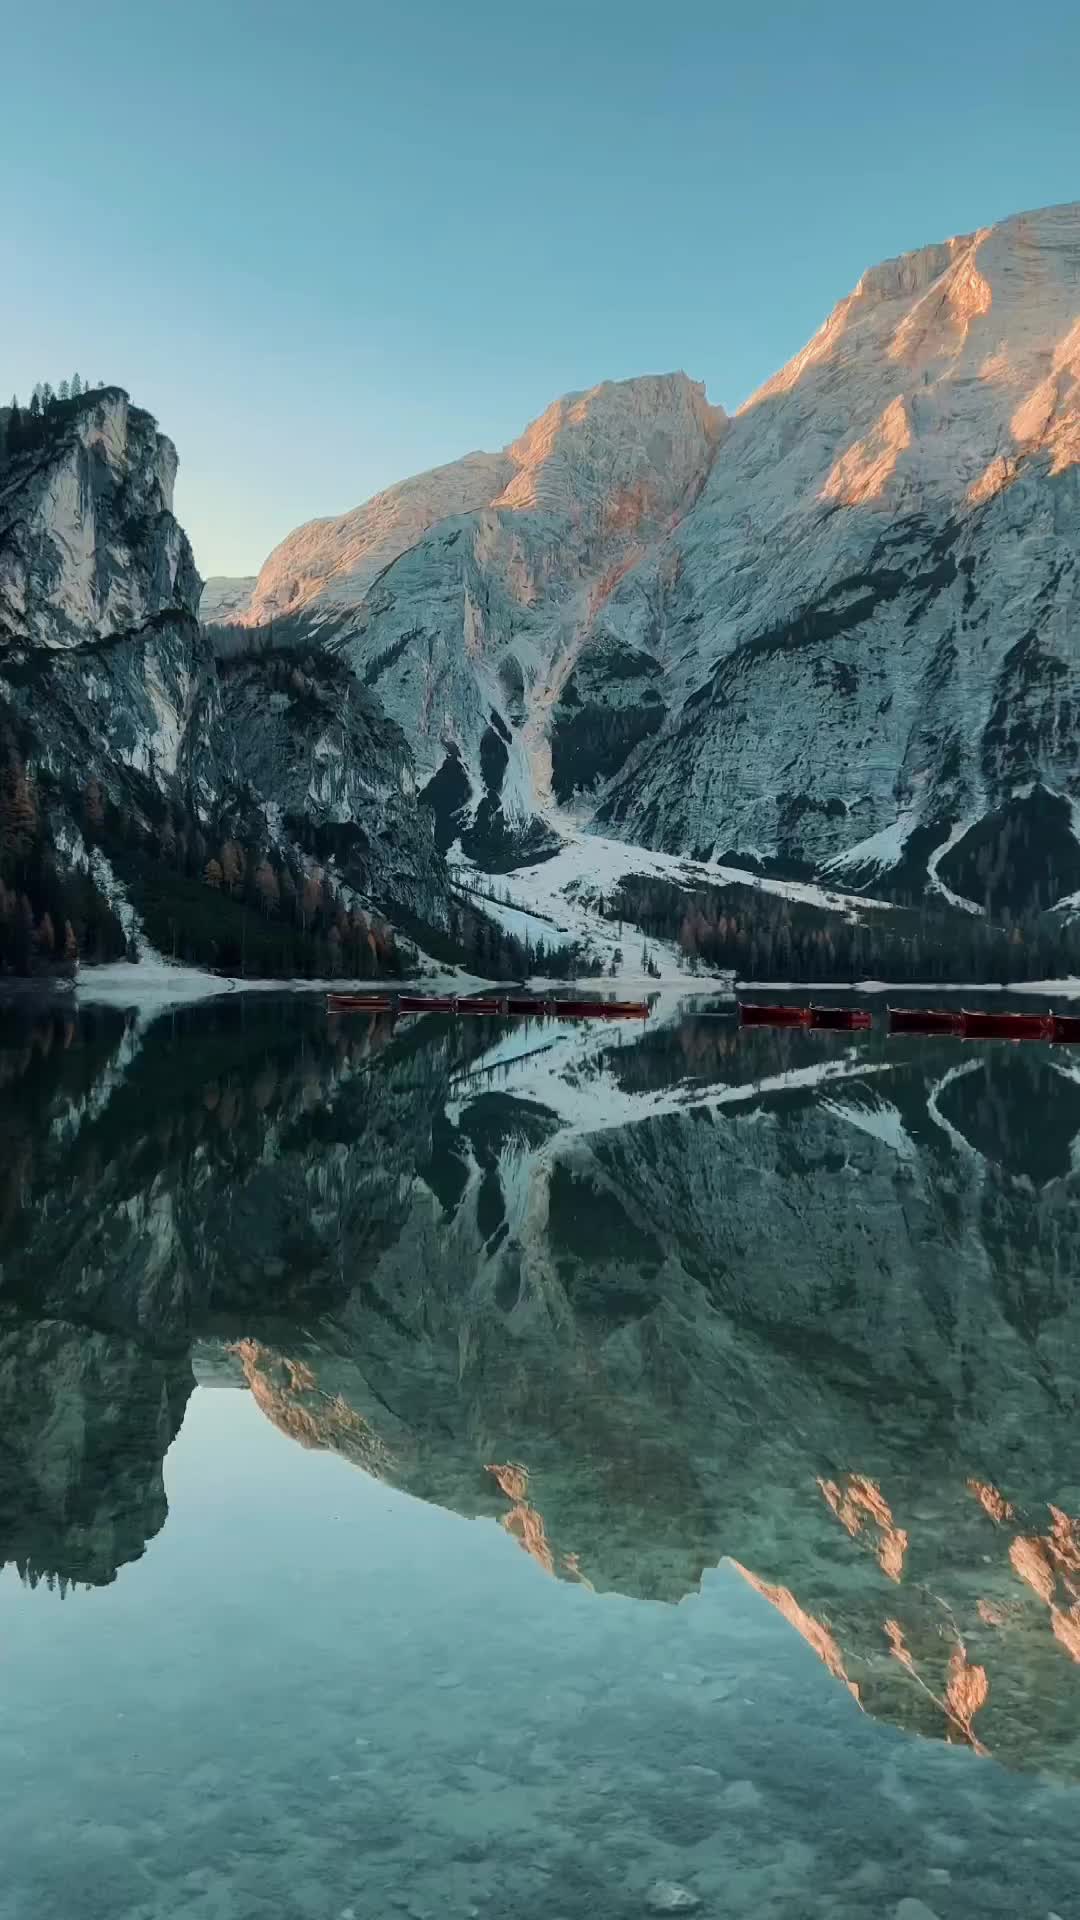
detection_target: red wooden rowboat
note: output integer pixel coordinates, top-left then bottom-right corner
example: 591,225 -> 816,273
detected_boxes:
888,1006 -> 962,1036
960,1009 -> 1053,1041
326,994 -> 393,1013
739,1003 -> 811,1028
455,997 -> 504,1015
397,993 -> 456,1014
809,1004 -> 872,1032
1051,1012 -> 1080,1043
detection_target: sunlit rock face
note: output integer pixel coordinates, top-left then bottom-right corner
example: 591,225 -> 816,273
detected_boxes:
596,204 -> 1080,890
207,203 -> 1080,895
204,375 -> 724,859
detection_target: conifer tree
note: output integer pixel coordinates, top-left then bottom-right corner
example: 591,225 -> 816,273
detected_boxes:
220,840 -> 244,892
0,749 -> 38,862
254,858 -> 280,915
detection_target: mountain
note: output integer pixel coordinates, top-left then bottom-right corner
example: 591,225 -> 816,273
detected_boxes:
0,387 -> 451,976
9,202 -> 1079,981
207,201 -> 1080,910
207,373 -> 724,862
598,202 -> 1080,911
199,574 -> 257,622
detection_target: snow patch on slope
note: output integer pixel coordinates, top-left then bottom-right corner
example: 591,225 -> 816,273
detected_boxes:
926,820 -> 984,915
822,810 -> 918,880
456,824 -> 899,983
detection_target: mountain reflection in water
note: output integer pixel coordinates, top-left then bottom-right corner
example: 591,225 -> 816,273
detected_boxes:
4,991 -> 1080,1783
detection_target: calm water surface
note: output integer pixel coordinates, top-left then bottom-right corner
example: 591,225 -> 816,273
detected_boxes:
2,989 -> 1080,1918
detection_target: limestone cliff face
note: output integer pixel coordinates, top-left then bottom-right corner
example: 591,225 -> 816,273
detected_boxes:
0,390 -> 199,652
0,388 -> 449,954
198,574 -> 257,624
598,202 -> 1080,896
204,374 -> 725,858
206,202 -> 1080,900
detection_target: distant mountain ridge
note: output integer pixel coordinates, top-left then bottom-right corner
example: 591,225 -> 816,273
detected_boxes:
206,200 -> 1080,911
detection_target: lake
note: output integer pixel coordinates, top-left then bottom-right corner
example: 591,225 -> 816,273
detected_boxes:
2,988 -> 1079,1918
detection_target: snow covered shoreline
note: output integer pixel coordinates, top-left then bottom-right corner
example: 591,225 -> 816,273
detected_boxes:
46,961 -> 1080,1017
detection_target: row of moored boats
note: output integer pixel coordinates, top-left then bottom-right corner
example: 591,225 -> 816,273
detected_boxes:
740,1003 -> 1080,1041
326,992 -> 1080,1043
327,992 -> 650,1020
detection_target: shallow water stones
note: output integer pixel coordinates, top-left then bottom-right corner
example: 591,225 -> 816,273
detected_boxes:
646,1884 -> 702,1913
894,1901 -> 941,1920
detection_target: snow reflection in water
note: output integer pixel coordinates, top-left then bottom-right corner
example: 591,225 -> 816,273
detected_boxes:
2,991 -> 1080,1915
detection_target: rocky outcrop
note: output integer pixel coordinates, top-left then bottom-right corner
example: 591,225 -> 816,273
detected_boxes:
0,387 -> 451,966
0,390 -> 198,651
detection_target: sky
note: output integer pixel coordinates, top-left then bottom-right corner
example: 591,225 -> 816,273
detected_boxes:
3,0 -> 1078,580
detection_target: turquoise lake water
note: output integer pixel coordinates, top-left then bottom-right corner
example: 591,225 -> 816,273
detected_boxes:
2,991 -> 1080,1916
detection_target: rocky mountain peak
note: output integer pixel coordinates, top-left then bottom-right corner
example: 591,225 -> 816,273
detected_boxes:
0,386 -> 200,652
240,446 -> 513,625
0,381 -> 455,981
742,201 -> 1080,494
853,232 -> 980,306
212,372 -> 724,631
596,199 -> 1080,892
495,371 -> 725,522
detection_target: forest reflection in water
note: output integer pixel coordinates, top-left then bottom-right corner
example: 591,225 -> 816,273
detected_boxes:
3,987 -> 1080,1791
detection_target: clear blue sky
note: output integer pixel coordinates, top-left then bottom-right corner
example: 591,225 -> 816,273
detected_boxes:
4,0 -> 1077,578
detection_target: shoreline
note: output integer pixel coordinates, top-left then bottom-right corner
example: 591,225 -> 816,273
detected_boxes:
6,959 -> 1080,1016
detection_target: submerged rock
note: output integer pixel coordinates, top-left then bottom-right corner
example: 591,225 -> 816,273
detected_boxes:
645,1884 -> 701,1913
